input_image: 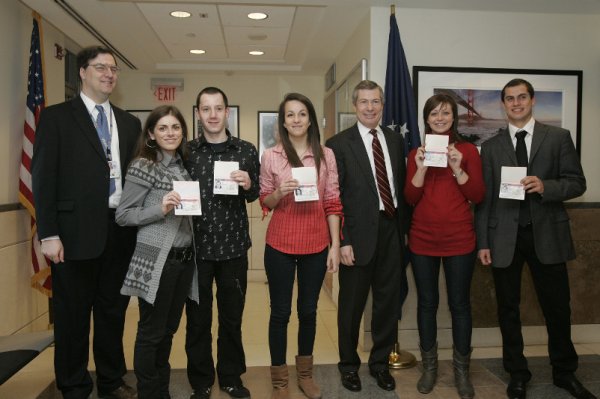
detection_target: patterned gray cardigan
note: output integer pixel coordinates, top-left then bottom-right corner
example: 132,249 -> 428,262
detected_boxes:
117,156 -> 199,305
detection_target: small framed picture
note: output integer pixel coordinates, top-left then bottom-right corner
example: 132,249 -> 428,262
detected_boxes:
258,111 -> 278,160
127,110 -> 152,130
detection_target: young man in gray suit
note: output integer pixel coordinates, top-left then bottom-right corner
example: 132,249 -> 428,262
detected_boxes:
476,78 -> 594,399
326,80 -> 409,393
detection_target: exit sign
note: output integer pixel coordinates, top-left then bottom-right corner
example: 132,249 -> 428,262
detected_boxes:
154,86 -> 176,102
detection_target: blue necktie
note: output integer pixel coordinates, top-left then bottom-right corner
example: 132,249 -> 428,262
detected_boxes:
95,105 -> 116,196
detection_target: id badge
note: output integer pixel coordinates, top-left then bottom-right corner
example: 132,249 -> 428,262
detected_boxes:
108,161 -> 120,178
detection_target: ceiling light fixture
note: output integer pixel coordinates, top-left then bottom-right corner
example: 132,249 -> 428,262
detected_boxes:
247,12 -> 268,20
248,34 -> 267,41
249,50 -> 264,56
190,49 -> 206,54
170,11 -> 191,18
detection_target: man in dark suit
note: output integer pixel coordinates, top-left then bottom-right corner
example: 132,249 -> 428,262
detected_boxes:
326,80 -> 408,392
476,78 -> 594,399
32,46 -> 140,399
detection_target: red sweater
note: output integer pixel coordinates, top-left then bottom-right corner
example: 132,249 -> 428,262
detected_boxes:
405,141 -> 485,256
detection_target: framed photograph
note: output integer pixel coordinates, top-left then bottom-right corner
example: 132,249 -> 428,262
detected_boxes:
325,63 -> 336,91
258,111 -> 279,160
413,66 -> 582,153
127,109 -> 152,130
193,105 -> 240,139
337,112 -> 356,132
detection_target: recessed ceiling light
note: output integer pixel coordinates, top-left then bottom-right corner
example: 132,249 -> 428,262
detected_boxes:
249,50 -> 264,56
170,10 -> 191,18
190,49 -> 206,55
248,12 -> 268,20
248,34 -> 268,41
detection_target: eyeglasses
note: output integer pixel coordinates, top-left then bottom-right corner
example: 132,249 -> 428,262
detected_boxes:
87,63 -> 121,74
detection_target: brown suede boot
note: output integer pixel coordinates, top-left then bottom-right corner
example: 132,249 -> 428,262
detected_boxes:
295,355 -> 322,399
270,364 -> 290,399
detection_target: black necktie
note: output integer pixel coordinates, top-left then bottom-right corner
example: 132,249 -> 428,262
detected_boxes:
369,129 -> 395,218
515,130 -> 530,226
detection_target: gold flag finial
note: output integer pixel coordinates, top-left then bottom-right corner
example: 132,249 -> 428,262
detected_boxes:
391,4 -> 395,15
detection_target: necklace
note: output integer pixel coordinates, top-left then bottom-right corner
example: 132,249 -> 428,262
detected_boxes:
296,146 -> 309,159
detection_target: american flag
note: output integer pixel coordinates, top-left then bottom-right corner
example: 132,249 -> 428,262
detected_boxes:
19,14 -> 52,296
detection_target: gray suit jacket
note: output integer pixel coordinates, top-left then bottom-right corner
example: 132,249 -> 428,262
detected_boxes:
475,121 -> 586,268
326,124 -> 409,266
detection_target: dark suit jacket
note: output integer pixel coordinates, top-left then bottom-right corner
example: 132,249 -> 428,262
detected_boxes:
475,122 -> 586,268
32,96 -> 141,260
326,124 -> 409,266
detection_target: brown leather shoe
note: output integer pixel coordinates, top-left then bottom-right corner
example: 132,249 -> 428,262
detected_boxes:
99,384 -> 137,399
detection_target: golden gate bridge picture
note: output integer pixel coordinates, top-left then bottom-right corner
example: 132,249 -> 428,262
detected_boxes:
433,88 -> 563,147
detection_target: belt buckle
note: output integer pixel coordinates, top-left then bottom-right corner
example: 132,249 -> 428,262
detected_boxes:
184,248 -> 193,262
178,247 -> 192,262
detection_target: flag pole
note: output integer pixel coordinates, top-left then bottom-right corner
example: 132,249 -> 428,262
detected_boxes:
385,4 -> 417,370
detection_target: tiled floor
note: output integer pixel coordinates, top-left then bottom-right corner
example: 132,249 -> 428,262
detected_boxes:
1,281 -> 600,399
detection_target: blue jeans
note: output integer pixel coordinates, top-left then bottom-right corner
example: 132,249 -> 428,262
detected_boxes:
411,251 -> 475,355
264,245 -> 327,366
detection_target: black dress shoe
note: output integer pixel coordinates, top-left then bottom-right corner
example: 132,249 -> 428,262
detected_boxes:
220,384 -> 251,398
190,386 -> 212,399
507,379 -> 527,399
98,384 -> 137,399
340,371 -> 362,392
370,369 -> 396,391
554,374 -> 597,399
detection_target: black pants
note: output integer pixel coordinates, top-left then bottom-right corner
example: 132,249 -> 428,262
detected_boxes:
185,255 -> 248,389
337,214 -> 402,373
492,226 -> 578,381
135,258 -> 195,399
264,245 -> 328,366
51,219 -> 135,399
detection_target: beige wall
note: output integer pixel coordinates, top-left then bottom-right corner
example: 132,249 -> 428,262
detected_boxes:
0,1 -> 57,335
3,2 -> 600,338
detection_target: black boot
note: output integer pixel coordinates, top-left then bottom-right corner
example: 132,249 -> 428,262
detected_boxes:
453,347 -> 474,399
417,342 -> 438,394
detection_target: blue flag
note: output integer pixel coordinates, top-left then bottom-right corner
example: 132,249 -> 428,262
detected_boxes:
383,13 -> 421,154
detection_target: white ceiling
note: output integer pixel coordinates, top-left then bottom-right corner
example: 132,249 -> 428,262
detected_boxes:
18,0 -> 600,75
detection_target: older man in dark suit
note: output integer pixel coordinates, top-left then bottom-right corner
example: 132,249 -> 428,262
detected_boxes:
476,78 -> 594,399
32,46 -> 140,399
326,80 -> 409,393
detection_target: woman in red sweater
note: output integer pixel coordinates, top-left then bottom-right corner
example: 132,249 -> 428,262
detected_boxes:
260,93 -> 342,399
405,94 -> 485,399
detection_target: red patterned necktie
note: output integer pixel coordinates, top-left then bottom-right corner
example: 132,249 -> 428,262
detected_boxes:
369,129 -> 395,218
